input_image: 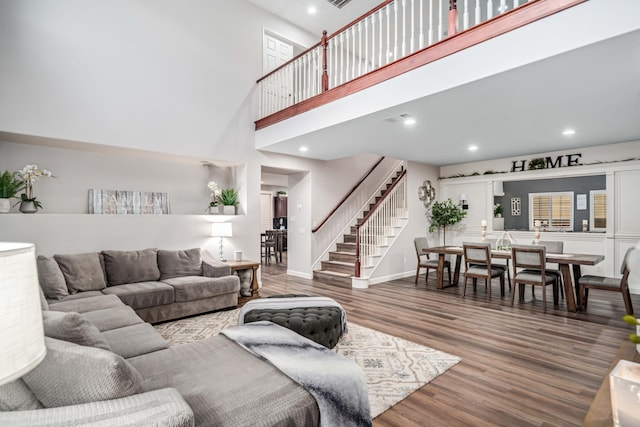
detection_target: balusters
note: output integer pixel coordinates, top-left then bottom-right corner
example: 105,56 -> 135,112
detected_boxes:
487,0 -> 494,19
419,0 -> 424,49
463,0 -> 469,30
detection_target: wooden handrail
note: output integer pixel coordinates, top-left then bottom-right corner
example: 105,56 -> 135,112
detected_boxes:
256,0 -> 586,129
326,0 -> 394,40
355,168 -> 407,277
312,156 -> 385,233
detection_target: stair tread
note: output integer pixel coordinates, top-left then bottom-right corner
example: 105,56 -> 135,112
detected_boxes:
314,270 -> 351,278
323,260 -> 355,266
331,251 -> 355,255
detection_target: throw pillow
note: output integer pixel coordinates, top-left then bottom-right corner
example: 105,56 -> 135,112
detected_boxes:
54,252 -> 107,293
0,379 -> 43,411
39,286 -> 49,311
23,337 -> 144,408
158,248 -> 203,279
102,248 -> 161,286
42,311 -> 111,351
36,255 -> 69,300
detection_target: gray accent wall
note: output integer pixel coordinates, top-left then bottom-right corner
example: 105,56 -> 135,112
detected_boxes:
497,175 -> 605,231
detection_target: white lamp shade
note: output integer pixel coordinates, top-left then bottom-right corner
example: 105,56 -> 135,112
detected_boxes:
0,242 -> 46,385
493,181 -> 505,196
211,222 -> 232,237
459,193 -> 468,201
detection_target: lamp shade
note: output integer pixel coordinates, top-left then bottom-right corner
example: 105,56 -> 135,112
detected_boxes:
493,181 -> 505,196
0,242 -> 46,385
459,193 -> 468,201
211,222 -> 232,237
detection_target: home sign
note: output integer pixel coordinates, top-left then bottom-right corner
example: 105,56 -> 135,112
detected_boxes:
511,153 -> 583,172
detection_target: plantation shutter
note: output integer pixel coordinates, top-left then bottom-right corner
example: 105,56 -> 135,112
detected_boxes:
260,191 -> 273,233
530,192 -> 573,230
593,192 -> 606,229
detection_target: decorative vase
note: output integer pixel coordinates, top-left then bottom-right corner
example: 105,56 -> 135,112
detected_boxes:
0,198 -> 10,213
209,206 -> 220,215
223,205 -> 235,215
19,200 -> 38,214
493,217 -> 504,231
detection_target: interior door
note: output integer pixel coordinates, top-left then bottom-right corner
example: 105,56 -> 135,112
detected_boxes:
263,33 -> 294,110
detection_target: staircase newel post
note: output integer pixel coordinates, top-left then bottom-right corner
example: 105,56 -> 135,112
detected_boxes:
355,225 -> 361,278
321,30 -> 329,92
448,0 -> 458,37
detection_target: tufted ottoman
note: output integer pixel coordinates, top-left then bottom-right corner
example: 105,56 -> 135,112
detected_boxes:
239,295 -> 346,349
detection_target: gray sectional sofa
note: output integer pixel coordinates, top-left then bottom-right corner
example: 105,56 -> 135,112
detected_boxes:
0,248 -> 371,426
36,248 -> 240,323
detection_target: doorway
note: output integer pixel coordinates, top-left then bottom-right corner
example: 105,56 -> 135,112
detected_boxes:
260,167 -> 290,269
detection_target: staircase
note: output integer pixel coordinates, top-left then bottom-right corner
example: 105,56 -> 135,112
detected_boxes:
313,168 -> 407,286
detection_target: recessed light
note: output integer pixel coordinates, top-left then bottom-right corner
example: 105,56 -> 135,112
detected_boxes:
308,6 -> 317,14
468,145 -> 478,151
403,117 -> 416,126
562,129 -> 576,136
299,146 -> 308,152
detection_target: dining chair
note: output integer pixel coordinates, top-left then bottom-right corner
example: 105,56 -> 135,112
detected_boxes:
261,232 -> 276,265
578,247 -> 634,315
462,242 -> 505,301
528,240 -> 564,299
485,238 -> 511,290
413,237 -> 450,285
511,245 -> 560,312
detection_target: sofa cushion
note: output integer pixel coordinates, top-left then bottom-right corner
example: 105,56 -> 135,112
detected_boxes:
23,337 -> 144,408
39,287 -> 49,311
49,290 -> 104,303
102,323 -> 170,359
36,255 -> 69,300
43,311 -> 111,351
162,275 -> 240,302
54,252 -> 107,293
101,281 -> 175,309
48,294 -> 124,313
102,248 -> 161,286
83,305 -> 144,332
158,248 -> 202,280
0,379 -> 43,411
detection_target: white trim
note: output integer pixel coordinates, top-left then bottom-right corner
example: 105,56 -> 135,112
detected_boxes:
286,269 -> 313,280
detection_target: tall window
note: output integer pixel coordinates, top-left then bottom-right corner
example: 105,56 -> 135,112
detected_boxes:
590,190 -> 606,232
529,192 -> 574,230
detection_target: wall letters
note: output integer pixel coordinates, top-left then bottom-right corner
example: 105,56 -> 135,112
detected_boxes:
511,153 -> 582,172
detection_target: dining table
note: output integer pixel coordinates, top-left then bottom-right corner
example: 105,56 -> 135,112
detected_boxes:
422,245 -> 605,312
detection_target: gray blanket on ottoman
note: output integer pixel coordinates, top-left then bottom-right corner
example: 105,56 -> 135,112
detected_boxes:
222,321 -> 371,427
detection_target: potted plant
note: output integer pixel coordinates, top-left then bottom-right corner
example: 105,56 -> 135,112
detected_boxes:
0,170 -> 24,213
528,158 -> 546,170
427,198 -> 466,245
219,188 -> 238,215
15,165 -> 54,214
493,203 -> 504,231
207,181 -> 221,214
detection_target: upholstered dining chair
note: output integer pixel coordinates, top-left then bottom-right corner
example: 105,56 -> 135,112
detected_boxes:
528,240 -> 564,299
261,232 -> 277,265
414,237 -> 450,285
511,245 -> 560,312
485,238 -> 511,290
578,247 -> 634,315
462,242 -> 505,301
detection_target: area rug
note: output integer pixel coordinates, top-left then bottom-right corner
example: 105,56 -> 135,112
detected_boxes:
154,309 -> 461,418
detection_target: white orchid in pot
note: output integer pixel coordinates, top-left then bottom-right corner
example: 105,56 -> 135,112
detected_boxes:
207,181 -> 221,214
16,165 -> 54,213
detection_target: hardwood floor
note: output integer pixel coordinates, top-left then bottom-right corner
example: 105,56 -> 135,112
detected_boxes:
260,257 -> 637,426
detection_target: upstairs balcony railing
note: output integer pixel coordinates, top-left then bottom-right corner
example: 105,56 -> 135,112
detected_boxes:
255,0 -> 585,128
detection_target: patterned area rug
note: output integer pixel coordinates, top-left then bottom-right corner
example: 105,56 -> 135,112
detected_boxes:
154,309 -> 461,418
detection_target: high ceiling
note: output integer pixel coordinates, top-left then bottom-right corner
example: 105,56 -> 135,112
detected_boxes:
250,0 -> 640,166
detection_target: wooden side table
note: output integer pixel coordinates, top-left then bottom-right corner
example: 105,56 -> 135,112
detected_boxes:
582,340 -> 639,426
227,260 -> 260,306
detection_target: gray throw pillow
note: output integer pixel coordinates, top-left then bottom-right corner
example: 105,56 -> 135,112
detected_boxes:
158,248 -> 203,279
54,252 -> 107,293
36,255 -> 69,300
23,337 -> 144,408
102,248 -> 161,286
42,311 -> 111,351
0,379 -> 43,411
39,286 -> 49,311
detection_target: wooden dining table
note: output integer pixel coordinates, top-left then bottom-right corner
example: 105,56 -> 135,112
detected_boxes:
422,245 -> 605,312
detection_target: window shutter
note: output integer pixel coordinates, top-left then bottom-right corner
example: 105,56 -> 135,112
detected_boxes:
593,193 -> 606,229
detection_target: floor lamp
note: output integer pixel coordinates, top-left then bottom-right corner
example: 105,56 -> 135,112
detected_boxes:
0,242 -> 47,385
211,223 -> 233,262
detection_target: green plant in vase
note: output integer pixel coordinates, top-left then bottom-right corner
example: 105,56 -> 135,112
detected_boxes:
0,170 -> 25,213
427,198 -> 467,246
493,203 -> 503,218
219,188 -> 239,215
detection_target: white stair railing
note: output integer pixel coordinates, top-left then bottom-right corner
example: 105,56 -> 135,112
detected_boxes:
257,0 -> 531,120
355,170 -> 407,277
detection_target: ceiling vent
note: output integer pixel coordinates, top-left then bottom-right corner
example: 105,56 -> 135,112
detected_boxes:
326,0 -> 353,9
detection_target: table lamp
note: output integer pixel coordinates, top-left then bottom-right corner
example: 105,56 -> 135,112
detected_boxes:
211,222 -> 233,262
0,242 -> 46,385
